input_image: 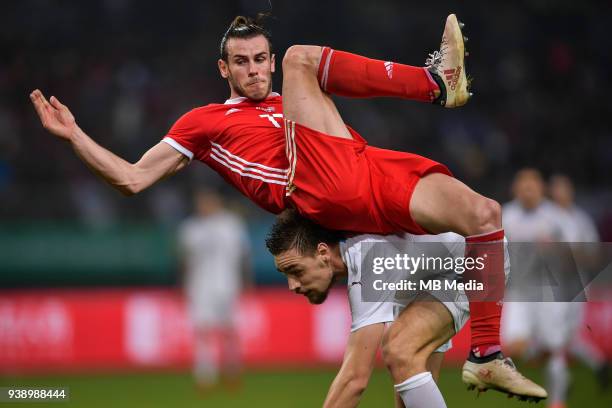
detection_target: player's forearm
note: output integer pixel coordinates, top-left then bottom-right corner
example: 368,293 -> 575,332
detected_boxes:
323,372 -> 368,408
70,127 -> 147,195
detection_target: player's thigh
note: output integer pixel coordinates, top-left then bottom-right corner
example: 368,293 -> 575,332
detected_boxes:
410,172 -> 497,235
386,293 -> 455,356
282,46 -> 352,139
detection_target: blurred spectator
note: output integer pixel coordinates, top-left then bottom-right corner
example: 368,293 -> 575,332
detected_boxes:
3,1 -> 610,223
177,189 -> 251,389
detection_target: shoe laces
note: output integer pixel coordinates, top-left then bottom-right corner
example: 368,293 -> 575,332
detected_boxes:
425,38 -> 449,70
425,50 -> 443,69
425,39 -> 448,69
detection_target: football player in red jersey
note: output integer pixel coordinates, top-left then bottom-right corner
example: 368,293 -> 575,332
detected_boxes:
30,13 -> 545,401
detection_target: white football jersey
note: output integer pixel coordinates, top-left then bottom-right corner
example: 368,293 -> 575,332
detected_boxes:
178,211 -> 250,298
340,232 -> 464,332
502,200 -> 565,242
553,204 -> 599,243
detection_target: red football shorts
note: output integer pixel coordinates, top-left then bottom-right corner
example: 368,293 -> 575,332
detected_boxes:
284,119 -> 452,235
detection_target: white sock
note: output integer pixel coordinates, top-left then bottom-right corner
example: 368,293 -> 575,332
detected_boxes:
193,335 -> 219,385
546,352 -> 569,405
394,372 -> 447,408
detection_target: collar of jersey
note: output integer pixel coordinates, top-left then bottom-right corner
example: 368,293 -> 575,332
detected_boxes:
224,92 -> 280,105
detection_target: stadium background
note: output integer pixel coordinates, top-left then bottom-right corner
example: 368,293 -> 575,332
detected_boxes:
1,0 -> 611,407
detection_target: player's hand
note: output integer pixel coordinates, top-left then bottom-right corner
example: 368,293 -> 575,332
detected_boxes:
29,89 -> 79,142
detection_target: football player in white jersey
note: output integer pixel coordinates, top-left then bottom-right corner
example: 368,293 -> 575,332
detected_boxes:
178,190 -> 251,389
266,209 -> 546,408
502,168 -> 580,408
549,174 -> 599,243
549,174 -> 609,390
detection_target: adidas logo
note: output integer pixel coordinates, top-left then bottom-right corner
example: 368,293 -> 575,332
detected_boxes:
444,66 -> 462,91
384,61 -> 393,79
225,108 -> 242,115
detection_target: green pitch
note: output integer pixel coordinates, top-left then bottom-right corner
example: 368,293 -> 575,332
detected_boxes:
1,365 -> 610,407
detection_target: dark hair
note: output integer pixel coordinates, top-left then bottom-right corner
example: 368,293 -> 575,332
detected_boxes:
265,209 -> 344,256
220,14 -> 273,61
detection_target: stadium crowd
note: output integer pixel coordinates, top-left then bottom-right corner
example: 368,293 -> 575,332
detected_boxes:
1,0 -> 610,237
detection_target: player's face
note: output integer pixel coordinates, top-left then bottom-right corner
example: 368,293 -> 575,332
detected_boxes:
549,176 -> 574,208
513,172 -> 545,209
274,247 -> 335,305
218,35 -> 275,101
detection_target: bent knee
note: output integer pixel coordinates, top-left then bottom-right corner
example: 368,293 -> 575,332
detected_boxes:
382,334 -> 421,373
282,45 -> 322,72
466,197 -> 502,235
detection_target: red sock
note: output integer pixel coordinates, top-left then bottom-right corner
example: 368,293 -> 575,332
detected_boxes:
464,229 -> 505,357
317,47 -> 439,102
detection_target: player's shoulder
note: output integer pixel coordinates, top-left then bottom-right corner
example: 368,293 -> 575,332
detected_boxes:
341,233 -> 411,270
184,103 -> 228,116
342,233 -> 390,251
502,200 -> 521,214
170,104 -> 226,128
340,234 -> 386,271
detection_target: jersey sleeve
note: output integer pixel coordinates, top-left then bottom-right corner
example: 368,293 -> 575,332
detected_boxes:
163,108 -> 212,161
348,282 -> 395,332
343,236 -> 395,332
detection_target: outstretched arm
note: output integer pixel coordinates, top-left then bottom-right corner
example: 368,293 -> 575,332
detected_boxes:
323,323 -> 385,408
30,89 -> 188,195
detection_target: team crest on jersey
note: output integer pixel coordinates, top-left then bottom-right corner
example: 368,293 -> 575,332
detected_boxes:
256,106 -> 275,113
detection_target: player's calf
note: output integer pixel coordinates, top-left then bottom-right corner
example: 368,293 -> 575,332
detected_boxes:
382,298 -> 453,408
383,334 -> 448,408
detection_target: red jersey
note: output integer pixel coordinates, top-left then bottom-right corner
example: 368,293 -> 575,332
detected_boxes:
163,93 -> 288,214
164,93 -> 450,234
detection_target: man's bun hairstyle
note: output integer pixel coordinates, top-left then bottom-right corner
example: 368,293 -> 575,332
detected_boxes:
220,13 -> 273,61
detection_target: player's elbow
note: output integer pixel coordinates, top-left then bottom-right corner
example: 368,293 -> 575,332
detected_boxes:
116,178 -> 145,196
119,181 -> 147,196
117,166 -> 151,196
348,376 -> 369,396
